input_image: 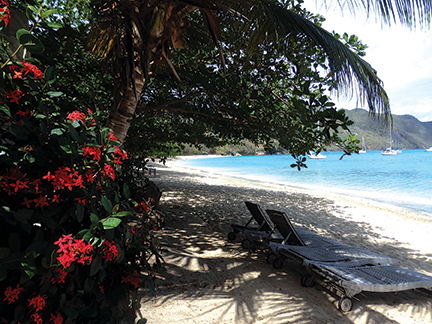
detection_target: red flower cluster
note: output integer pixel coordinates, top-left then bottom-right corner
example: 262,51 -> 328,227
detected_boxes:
49,267 -> 68,284
120,270 -> 141,289
109,132 -> 118,141
0,167 -> 42,196
134,200 -> 151,213
3,89 -> 25,104
9,61 -> 43,80
54,234 -> 94,268
50,312 -> 63,324
28,294 -> 47,312
43,167 -> 85,191
0,0 -> 10,27
83,145 -> 102,163
102,163 -> 115,180
113,145 -> 128,166
3,285 -> 24,304
101,240 -> 118,262
66,110 -> 86,122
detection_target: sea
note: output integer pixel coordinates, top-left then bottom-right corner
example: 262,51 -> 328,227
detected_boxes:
180,150 -> 432,215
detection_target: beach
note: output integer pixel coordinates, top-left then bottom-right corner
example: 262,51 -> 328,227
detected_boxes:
139,157 -> 432,324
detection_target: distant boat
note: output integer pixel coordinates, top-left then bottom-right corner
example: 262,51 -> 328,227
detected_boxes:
426,147 -> 432,152
308,151 -> 327,159
382,130 -> 398,155
359,136 -> 366,153
381,148 -> 398,155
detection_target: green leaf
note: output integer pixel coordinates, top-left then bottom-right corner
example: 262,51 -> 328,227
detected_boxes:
69,124 -> 81,143
14,209 -> 33,222
18,33 -> 45,54
101,196 -> 113,213
84,277 -> 94,293
25,6 -> 36,23
21,261 -> 37,279
101,217 -> 121,230
113,211 -> 132,217
8,232 -> 20,252
90,213 -> 99,226
27,5 -> 38,13
16,29 -> 30,40
44,65 -> 57,84
47,91 -> 63,98
123,182 -> 130,198
41,9 -> 58,18
76,203 -> 85,222
50,128 -> 64,136
0,105 -> 11,117
46,21 -> 63,29
89,257 -> 102,276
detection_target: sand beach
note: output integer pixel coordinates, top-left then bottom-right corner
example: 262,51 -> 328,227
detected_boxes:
139,156 -> 432,324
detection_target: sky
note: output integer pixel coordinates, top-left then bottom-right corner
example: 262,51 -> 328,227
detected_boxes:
303,0 -> 432,122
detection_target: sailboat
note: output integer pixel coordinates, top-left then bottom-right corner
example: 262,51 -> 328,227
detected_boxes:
381,130 -> 398,155
308,151 -> 327,159
359,136 -> 366,153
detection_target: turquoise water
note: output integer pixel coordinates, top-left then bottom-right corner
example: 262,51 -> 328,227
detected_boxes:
181,150 -> 432,214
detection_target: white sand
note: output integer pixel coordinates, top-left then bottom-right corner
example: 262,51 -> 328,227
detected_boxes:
139,157 -> 432,324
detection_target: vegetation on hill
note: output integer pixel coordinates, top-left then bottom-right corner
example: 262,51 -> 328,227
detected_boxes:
342,109 -> 432,150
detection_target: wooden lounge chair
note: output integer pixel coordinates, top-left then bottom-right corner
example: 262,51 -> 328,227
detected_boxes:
228,202 -> 279,250
264,209 -> 432,312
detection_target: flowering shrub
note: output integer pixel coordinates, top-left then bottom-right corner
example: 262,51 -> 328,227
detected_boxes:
0,4 -> 162,324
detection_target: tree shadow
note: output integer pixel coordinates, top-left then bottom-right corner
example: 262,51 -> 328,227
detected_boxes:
139,169 -> 432,324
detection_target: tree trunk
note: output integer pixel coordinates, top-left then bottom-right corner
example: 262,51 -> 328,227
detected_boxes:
105,63 -> 145,144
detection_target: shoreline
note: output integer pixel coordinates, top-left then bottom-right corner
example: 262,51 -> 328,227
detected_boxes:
140,157 -> 432,323
154,155 -> 432,223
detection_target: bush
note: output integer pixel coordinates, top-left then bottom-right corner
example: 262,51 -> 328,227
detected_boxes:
0,4 -> 162,324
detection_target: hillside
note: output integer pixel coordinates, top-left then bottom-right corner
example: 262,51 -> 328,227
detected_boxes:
341,109 -> 432,150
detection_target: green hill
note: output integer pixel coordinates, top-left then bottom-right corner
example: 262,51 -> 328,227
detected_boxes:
341,109 -> 432,150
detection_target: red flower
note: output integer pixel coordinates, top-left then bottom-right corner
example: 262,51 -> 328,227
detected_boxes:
101,240 -> 118,262
74,197 -> 86,205
102,163 -> 115,180
50,312 -> 63,324
10,65 -> 23,79
28,294 -> 47,312
0,0 -> 10,27
49,267 -> 68,284
121,270 -> 141,288
4,89 -> 25,104
52,194 -> 60,203
82,145 -> 102,163
3,285 -> 24,304
21,197 -> 32,208
31,312 -> 43,324
33,195 -> 49,208
22,61 -> 43,80
54,234 -> 94,268
83,169 -> 95,183
67,111 -> 86,122
108,132 -> 118,141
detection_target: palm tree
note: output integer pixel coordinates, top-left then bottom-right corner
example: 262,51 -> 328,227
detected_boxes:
88,0 -> 432,143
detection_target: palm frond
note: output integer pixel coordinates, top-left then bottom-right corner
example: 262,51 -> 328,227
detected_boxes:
238,0 -> 390,115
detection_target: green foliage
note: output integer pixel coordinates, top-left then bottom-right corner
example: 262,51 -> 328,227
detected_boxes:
126,3 -> 361,165
0,5 -> 162,324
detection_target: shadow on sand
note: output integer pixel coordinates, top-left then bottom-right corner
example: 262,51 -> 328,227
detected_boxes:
139,170 -> 432,324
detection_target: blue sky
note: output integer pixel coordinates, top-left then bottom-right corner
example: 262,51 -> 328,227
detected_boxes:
303,0 -> 432,122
